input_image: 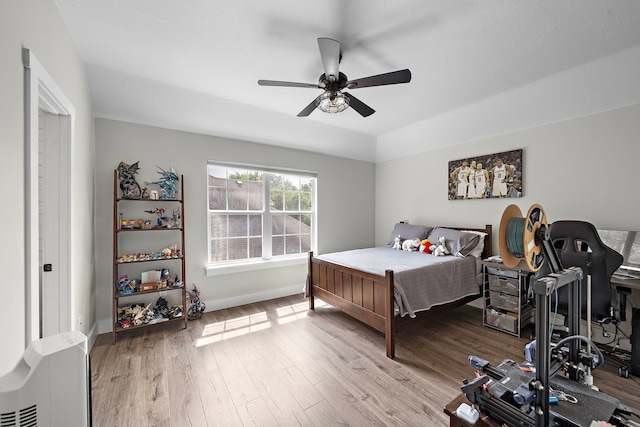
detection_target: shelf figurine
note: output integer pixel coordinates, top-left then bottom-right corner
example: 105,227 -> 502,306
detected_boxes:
117,275 -> 135,295
146,166 -> 179,200
187,284 -> 205,320
144,207 -> 169,227
171,207 -> 182,228
117,161 -> 142,199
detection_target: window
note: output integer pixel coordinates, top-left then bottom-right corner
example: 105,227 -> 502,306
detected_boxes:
207,163 -> 315,266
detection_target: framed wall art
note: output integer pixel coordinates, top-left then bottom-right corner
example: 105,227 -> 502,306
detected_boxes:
448,149 -> 522,200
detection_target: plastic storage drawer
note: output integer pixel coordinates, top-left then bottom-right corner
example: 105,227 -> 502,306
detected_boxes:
485,309 -> 518,333
488,275 -> 519,295
485,265 -> 520,279
489,291 -> 521,313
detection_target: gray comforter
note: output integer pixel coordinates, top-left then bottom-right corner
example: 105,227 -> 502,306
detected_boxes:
317,247 -> 479,318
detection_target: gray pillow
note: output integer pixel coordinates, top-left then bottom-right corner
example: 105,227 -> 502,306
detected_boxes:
427,227 -> 481,257
387,223 -> 433,246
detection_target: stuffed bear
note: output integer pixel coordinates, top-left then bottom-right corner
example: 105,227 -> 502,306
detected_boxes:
430,236 -> 449,256
419,239 -> 432,253
402,238 -> 421,251
392,235 -> 403,250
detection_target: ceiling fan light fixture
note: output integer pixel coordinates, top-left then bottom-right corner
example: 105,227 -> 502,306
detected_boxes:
317,91 -> 349,113
259,38 -> 410,118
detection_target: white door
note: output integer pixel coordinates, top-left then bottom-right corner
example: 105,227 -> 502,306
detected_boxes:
39,111 -> 70,337
24,48 -> 74,342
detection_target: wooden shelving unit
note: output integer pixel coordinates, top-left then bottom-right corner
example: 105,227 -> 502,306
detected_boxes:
112,170 -> 187,343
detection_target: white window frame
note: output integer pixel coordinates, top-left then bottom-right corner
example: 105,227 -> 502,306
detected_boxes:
206,162 -> 317,276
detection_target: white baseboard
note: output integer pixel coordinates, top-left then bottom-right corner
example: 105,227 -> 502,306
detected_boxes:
97,318 -> 113,335
85,322 -> 98,352
96,284 -> 305,334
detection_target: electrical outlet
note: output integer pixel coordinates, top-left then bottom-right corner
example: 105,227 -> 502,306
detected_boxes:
78,315 -> 83,326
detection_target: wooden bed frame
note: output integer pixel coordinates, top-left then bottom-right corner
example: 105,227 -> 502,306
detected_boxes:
307,225 -> 492,359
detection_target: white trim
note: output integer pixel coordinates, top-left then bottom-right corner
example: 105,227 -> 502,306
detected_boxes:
206,163 -> 316,264
85,321 -> 99,353
23,48 -> 75,343
262,174 -> 272,258
205,255 -> 306,276
207,160 -> 317,178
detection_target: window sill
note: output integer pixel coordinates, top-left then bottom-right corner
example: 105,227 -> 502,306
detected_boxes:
205,256 -> 307,276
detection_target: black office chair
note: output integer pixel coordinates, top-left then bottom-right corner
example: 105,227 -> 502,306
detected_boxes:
549,220 -> 624,325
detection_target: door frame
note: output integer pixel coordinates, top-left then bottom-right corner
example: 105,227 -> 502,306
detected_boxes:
23,48 -> 75,342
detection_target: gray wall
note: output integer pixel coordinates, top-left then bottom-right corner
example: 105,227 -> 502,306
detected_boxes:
376,103 -> 640,346
375,103 -> 640,248
95,119 -> 376,333
0,0 -> 95,376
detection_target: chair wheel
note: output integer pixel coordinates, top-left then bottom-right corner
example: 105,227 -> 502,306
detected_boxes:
618,365 -> 629,378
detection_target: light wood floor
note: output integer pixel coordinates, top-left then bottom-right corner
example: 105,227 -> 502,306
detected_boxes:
90,294 -> 640,426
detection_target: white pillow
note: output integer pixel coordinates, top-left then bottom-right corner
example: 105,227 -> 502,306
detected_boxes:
460,230 -> 488,258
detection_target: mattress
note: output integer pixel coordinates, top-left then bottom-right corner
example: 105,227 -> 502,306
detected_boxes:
317,247 -> 480,317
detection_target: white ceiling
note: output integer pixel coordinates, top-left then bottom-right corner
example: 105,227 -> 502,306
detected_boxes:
55,0 -> 640,162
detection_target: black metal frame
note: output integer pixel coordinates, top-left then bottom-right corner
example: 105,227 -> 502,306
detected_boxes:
463,226 -> 585,427
532,229 -> 586,426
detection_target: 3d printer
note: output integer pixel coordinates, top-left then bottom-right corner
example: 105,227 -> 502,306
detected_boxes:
461,204 -> 639,427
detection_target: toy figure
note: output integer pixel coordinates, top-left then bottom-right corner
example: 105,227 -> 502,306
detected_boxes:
117,161 -> 142,199
117,275 -> 135,295
146,166 -> 179,200
171,208 -> 182,228
144,207 -> 169,227
155,297 -> 170,318
132,303 -> 154,325
402,238 -> 421,251
419,239 -> 432,253
430,236 -> 450,256
168,306 -> 183,318
187,284 -> 206,320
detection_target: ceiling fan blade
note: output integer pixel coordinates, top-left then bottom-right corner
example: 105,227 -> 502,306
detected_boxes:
317,38 -> 341,82
297,96 -> 321,117
347,69 -> 411,89
344,93 -> 375,117
258,80 -> 320,88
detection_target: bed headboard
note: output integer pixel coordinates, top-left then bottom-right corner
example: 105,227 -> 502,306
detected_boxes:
442,224 -> 492,260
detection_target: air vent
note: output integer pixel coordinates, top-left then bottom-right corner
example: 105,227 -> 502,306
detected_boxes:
19,405 -> 37,427
1,410 -> 17,427
1,404 -> 38,427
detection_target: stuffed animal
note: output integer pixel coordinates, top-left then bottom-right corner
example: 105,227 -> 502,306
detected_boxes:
392,235 -> 403,250
430,236 -> 449,256
419,239 -> 432,253
402,238 -> 421,251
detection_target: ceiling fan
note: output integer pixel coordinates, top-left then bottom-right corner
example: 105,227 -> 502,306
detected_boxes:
258,37 -> 411,118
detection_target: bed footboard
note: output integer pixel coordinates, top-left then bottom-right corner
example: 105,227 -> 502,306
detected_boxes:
308,252 -> 396,358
